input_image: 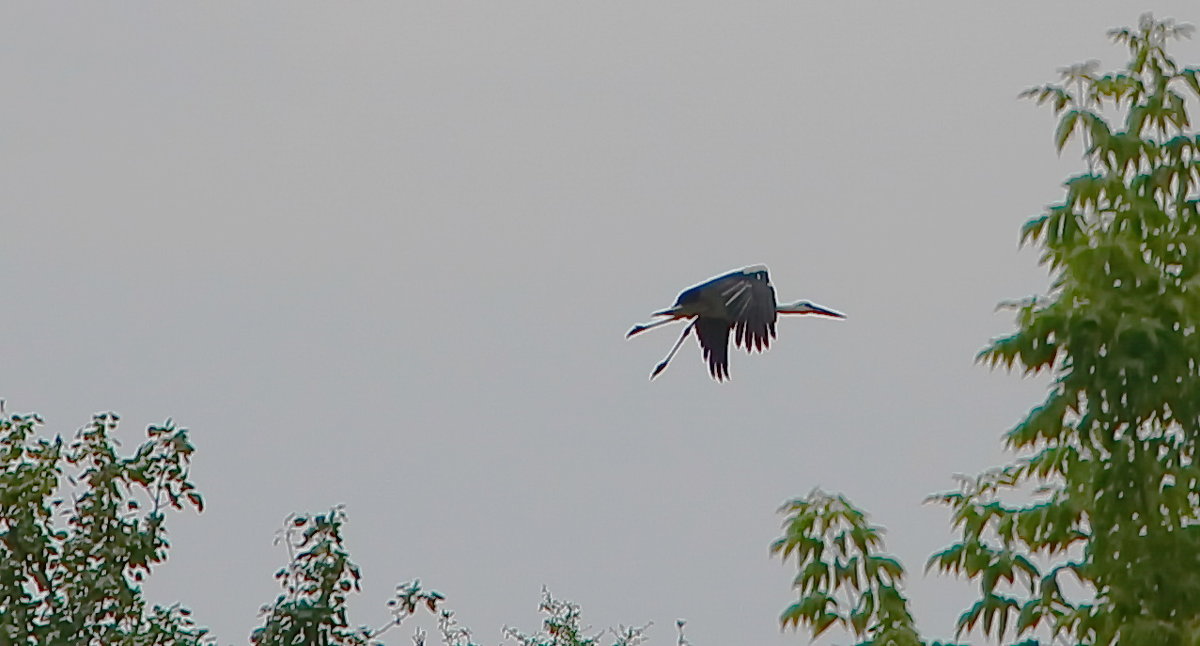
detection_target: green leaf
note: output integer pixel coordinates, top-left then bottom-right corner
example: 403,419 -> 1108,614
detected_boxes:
1056,110 -> 1081,152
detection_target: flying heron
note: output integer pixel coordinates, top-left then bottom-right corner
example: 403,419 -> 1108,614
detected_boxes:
626,265 -> 845,380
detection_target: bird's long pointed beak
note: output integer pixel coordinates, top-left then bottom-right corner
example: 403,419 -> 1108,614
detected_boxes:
779,302 -> 846,318
807,305 -> 846,319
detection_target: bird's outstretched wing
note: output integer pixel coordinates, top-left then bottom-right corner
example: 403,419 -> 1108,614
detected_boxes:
718,269 -> 777,354
695,318 -> 731,380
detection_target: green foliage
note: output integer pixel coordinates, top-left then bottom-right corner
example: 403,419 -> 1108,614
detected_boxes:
0,410 -> 209,645
774,14 -> 1200,646
250,510 -> 650,646
251,507 -> 379,645
929,13 -> 1200,646
0,407 -> 654,645
502,589 -> 650,646
771,489 -> 921,646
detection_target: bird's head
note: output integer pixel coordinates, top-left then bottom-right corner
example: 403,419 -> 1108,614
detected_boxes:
777,300 -> 846,318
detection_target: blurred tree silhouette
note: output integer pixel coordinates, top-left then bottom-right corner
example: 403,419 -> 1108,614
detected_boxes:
776,13 -> 1200,646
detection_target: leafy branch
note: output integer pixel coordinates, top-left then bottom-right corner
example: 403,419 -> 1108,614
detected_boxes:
772,489 -> 921,646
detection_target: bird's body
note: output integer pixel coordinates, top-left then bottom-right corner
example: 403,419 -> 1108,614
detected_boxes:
627,265 -> 844,380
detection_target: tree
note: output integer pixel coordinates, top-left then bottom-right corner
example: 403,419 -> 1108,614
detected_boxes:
249,508 -> 654,646
775,13 -> 1200,646
0,410 -> 655,645
772,490 -> 921,646
0,410 -> 209,645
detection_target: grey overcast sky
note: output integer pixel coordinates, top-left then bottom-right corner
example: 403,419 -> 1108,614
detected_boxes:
4,2 -> 1199,644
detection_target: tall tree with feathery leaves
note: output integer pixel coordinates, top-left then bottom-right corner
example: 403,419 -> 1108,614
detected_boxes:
777,14 -> 1200,646
930,13 -> 1200,645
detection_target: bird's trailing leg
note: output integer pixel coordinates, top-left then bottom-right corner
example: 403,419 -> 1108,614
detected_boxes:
650,319 -> 697,380
626,315 -> 678,338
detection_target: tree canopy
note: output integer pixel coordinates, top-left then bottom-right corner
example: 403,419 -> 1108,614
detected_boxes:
776,13 -> 1200,646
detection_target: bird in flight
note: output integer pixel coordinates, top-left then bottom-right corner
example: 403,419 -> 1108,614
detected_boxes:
627,265 -> 845,380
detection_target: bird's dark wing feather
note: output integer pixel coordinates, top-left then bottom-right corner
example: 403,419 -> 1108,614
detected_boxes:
695,318 -> 731,381
718,271 -> 777,353
668,266 -> 777,380
675,267 -> 761,308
